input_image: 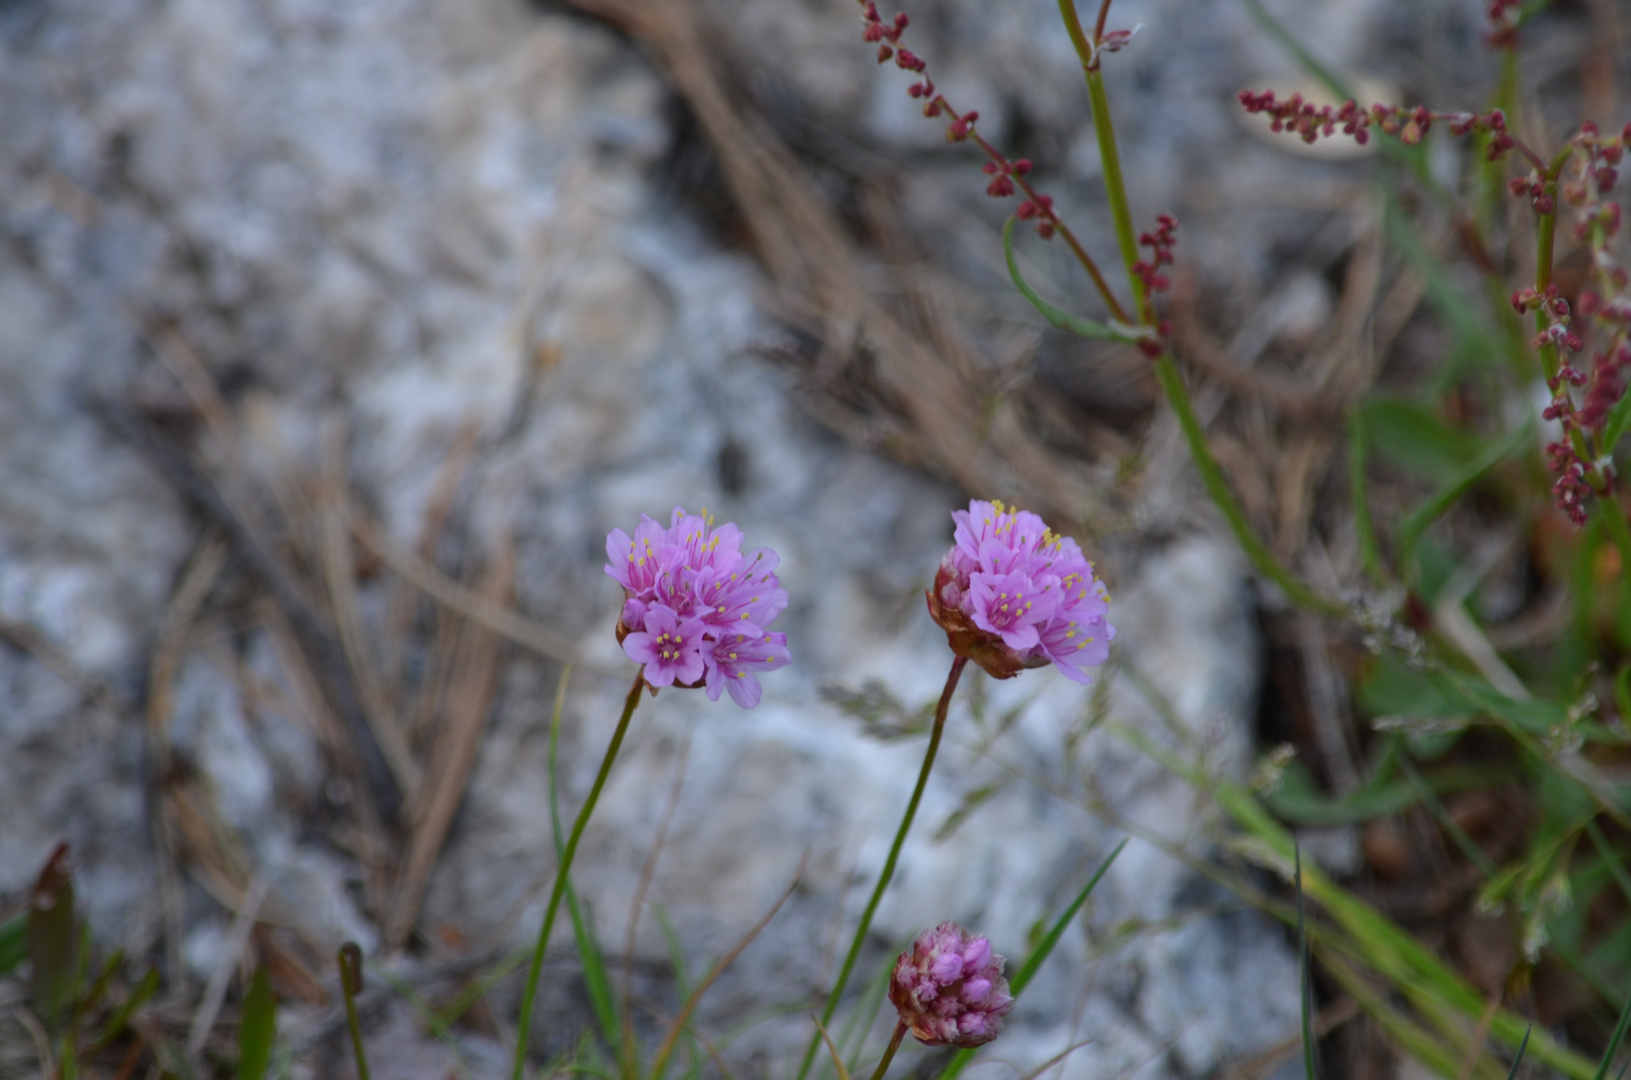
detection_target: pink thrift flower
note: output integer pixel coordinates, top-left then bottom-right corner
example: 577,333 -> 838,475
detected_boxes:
621,605 -> 709,688
705,625 -> 791,708
888,922 -> 1013,1048
605,507 -> 790,704
927,499 -> 1113,682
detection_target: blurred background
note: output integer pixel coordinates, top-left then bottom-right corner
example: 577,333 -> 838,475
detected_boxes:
1,0 -> 1627,1077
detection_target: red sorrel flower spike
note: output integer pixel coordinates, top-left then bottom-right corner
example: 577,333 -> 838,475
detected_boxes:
888,922 -> 1014,1048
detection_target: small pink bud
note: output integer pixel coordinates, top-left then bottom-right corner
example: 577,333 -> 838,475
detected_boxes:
889,923 -> 1013,1048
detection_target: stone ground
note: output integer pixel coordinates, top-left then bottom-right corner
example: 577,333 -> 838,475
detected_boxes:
0,0 -> 1581,1077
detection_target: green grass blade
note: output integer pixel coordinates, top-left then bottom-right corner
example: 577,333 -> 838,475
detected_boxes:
1296,845 -> 1317,1080
1592,990 -> 1631,1080
1603,384 -> 1631,452
939,840 -> 1126,1080
88,967 -> 159,1052
1012,840 -> 1125,996
238,965 -> 278,1080
1397,423 -> 1532,569
1506,1027 -> 1531,1080
1002,216 -> 1144,344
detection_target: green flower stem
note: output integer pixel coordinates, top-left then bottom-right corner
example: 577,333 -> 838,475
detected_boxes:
1152,355 -> 1347,617
512,671 -> 646,1080
866,1022 -> 910,1080
1061,0 -> 1342,615
793,655 -> 969,1080
337,945 -> 372,1080
1083,68 -> 1147,322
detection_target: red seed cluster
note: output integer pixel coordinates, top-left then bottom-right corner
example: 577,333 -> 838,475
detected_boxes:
1486,0 -> 1522,50
1237,91 -> 1523,161
852,0 -> 1172,334
1133,213 -> 1178,295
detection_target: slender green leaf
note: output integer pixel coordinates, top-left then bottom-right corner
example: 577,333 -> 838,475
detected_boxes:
28,844 -> 78,1036
80,948 -> 123,1018
0,912 -> 26,976
1506,1027 -> 1532,1080
1011,841 -> 1125,996
1604,388 -> 1631,453
1002,217 -> 1145,344
1397,422 -> 1532,565
1594,990 -> 1631,1080
88,968 -> 159,1053
939,841 -> 1126,1080
1296,846 -> 1317,1080
1205,777 -> 1596,1079
238,966 -> 278,1080
1361,399 -> 1482,482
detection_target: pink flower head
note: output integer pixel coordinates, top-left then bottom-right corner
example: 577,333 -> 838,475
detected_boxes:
621,605 -> 709,688
928,500 -> 1113,682
605,507 -> 790,704
889,922 -> 1013,1048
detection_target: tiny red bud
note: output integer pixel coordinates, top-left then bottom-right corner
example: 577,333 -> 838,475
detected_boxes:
878,44 -> 893,62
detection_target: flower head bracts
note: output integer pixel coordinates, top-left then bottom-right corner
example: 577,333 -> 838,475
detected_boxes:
927,500 -> 1113,683
606,508 -> 789,704
888,922 -> 1013,1048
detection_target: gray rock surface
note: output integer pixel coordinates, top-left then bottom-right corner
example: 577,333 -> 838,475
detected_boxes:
0,0 -> 1381,1075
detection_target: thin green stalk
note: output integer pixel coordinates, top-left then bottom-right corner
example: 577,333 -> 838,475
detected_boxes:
1067,0 -> 1339,616
513,671 -> 647,1080
867,1023 -> 909,1080
1151,356 -> 1346,616
338,944 -> 372,1080
1055,0 -> 1094,76
794,656 -> 969,1080
1082,68 -> 1147,320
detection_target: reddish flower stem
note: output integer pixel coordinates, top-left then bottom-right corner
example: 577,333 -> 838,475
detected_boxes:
1092,0 -> 1114,50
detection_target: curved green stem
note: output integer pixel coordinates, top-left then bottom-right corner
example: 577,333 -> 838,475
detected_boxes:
793,655 -> 968,1080
512,671 -> 646,1080
1083,68 -> 1148,322
1152,356 -> 1347,617
867,1022 -> 909,1080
